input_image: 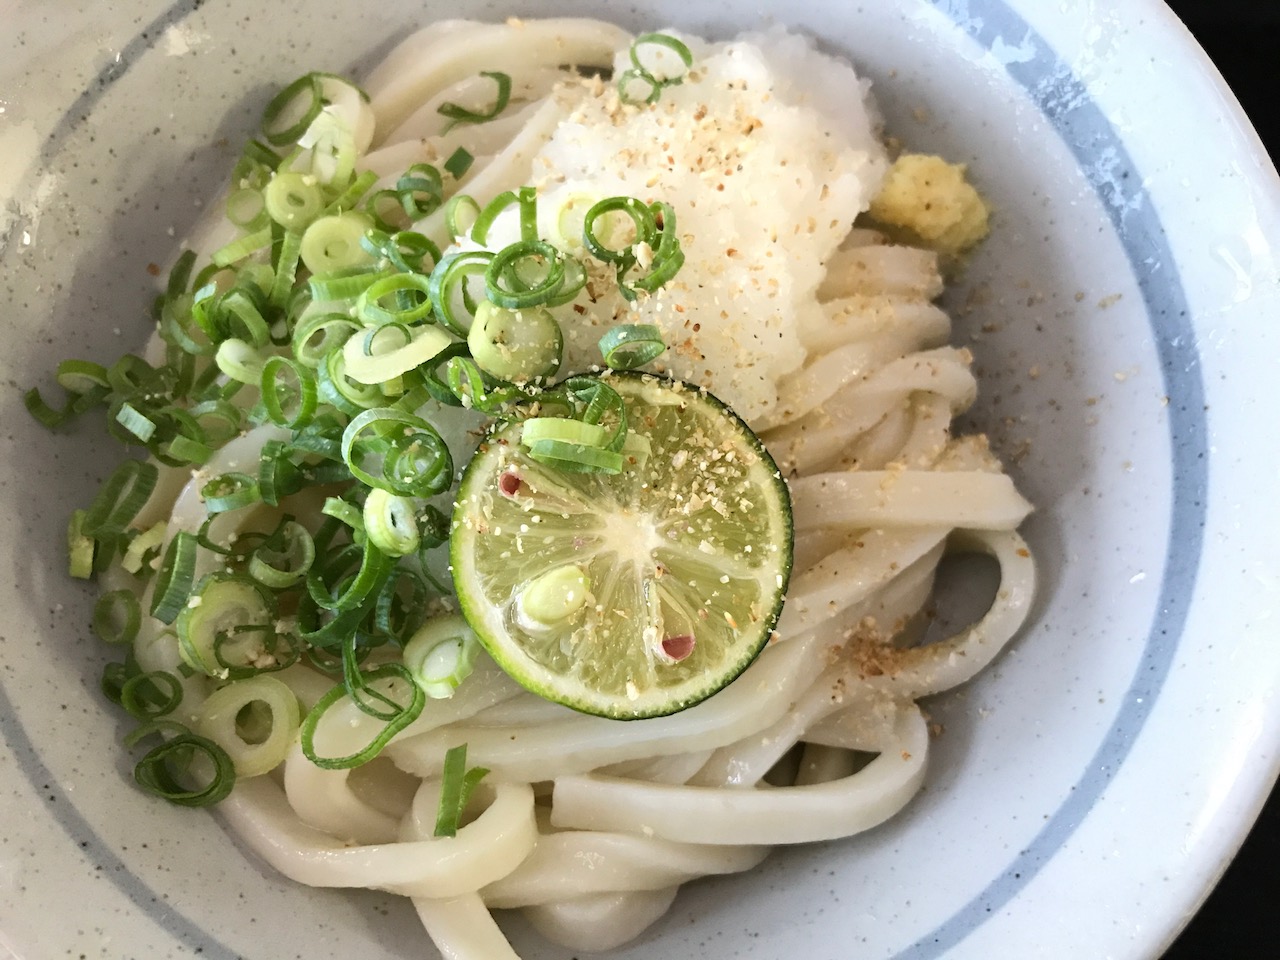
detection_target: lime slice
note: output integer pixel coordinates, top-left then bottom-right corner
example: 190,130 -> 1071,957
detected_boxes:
450,372 -> 793,719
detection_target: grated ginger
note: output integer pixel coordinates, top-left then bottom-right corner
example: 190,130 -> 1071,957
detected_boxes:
868,153 -> 989,256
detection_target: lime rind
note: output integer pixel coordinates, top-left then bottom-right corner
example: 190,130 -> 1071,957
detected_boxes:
450,371 -> 793,720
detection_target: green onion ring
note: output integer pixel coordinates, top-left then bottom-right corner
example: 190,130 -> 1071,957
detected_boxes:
93,590 -> 142,645
484,239 -> 567,309
598,323 -> 667,369
299,664 -> 425,769
150,531 -> 198,624
82,460 -> 158,538
341,407 -> 453,498
131,729 -> 236,807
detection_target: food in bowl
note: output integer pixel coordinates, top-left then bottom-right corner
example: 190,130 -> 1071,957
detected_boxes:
28,17 -> 1034,957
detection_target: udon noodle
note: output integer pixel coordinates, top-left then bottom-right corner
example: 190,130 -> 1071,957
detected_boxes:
107,18 -> 1034,958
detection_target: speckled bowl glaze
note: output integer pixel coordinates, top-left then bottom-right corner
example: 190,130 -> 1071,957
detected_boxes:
2,1 -> 1277,958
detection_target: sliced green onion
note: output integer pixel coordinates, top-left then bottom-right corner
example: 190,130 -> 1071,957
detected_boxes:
320,496 -> 364,534
24,388 -> 69,429
388,231 -> 441,274
467,301 -> 562,383
437,71 -> 512,128
261,356 -> 318,428
583,196 -> 656,265
300,212 -> 376,274
310,537 -> 392,615
265,172 -> 325,230
525,438 -> 624,474
366,188 -> 412,232
307,265 -> 384,302
201,472 -> 260,514
269,228 -> 304,307
166,249 -> 199,299
299,664 -> 425,769
150,531 -> 198,624
598,323 -> 666,369
354,272 -> 434,327
396,163 -> 444,219
417,342 -> 476,407
552,375 -> 629,451
120,670 -> 184,720
257,440 -> 303,506
212,227 -> 273,268
444,194 -> 481,240
427,250 -> 493,336
291,310 -> 360,367
262,74 -> 325,146
341,323 -> 452,385
319,348 -> 385,412
217,288 -> 272,346
114,402 -> 157,443
82,460 -> 159,538
195,676 -> 301,777
618,33 -> 694,105
434,743 -> 489,837
520,417 -> 609,449
362,489 -> 421,557
176,574 -> 276,678
56,359 -> 110,394
444,147 -> 474,180
297,108 -> 357,186
629,32 -> 694,84
121,521 -> 168,575
442,356 -> 493,410
232,140 -> 278,192
470,190 -> 519,247
226,187 -> 269,230
163,433 -> 213,466
249,520 -> 315,588
402,614 -> 479,699
131,728 -> 236,807
67,509 -> 95,579
617,68 -> 660,106
484,239 -> 569,309
189,399 -> 244,444
215,338 -> 267,385
362,229 -> 440,274
517,186 -> 538,243
93,590 -> 142,645
373,566 -> 430,642
322,168 -> 379,217
341,407 -> 453,498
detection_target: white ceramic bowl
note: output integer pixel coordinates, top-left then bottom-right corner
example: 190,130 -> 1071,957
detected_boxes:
2,1 -> 1277,957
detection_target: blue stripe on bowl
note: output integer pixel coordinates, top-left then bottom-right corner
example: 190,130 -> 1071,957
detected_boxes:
897,1 -> 1208,955
0,7 -> 243,956
0,0 -> 1209,957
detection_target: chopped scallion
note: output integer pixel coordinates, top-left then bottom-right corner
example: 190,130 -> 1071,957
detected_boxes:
434,743 -> 489,837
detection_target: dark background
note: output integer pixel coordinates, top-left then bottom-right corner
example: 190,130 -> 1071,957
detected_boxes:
1155,1 -> 1277,957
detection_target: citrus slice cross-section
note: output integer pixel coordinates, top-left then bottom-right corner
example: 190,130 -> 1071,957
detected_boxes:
450,372 -> 793,719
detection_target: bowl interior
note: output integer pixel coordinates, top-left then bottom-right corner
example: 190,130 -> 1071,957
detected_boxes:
1,1 -> 1275,958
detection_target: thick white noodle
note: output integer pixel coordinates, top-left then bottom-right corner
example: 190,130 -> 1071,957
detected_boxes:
413,895 -> 523,960
363,18 -> 629,142
523,888 -> 681,952
385,634 -> 824,781
481,826 -> 768,907
220,776 -> 537,896
817,245 -> 944,301
790,470 -> 1033,531
550,704 -> 929,845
